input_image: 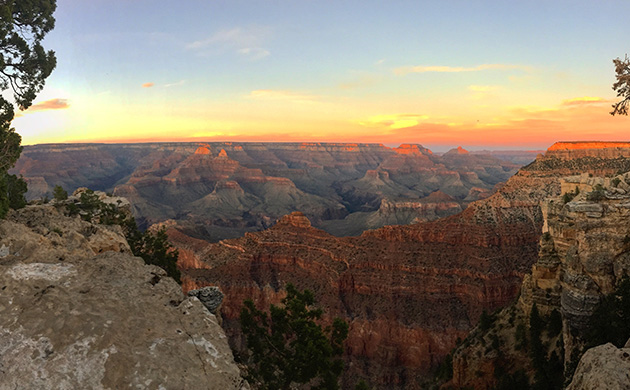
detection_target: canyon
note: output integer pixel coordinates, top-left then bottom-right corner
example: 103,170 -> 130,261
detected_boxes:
10,142 -> 531,240
9,141 -> 630,388
168,142 -> 630,388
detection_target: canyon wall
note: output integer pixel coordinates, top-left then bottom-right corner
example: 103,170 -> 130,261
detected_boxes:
449,143 -> 630,389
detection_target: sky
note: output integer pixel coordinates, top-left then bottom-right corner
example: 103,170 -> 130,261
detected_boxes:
11,0 -> 630,151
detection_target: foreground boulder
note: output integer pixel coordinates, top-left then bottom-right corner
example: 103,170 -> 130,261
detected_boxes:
0,205 -> 247,390
567,342 -> 630,390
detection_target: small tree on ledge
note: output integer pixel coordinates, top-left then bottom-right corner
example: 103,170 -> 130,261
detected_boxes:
240,284 -> 348,390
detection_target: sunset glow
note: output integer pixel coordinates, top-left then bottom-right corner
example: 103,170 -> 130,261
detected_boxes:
12,0 -> 630,150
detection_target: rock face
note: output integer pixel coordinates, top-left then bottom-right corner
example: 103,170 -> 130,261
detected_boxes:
0,205 -> 246,390
567,342 -> 630,390
11,142 -> 520,240
170,157 -> 560,388
169,143 -> 630,389
449,157 -> 630,389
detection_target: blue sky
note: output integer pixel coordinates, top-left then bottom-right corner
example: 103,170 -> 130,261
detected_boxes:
14,0 -> 630,150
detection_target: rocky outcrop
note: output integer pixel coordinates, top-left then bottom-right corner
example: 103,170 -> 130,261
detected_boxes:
449,160 -> 630,389
0,205 -> 247,389
566,342 -> 630,390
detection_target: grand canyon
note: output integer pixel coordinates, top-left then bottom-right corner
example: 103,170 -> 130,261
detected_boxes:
5,141 -> 630,388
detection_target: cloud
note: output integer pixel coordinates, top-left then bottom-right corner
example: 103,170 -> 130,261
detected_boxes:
237,47 -> 270,60
186,27 -> 271,58
247,90 -> 320,103
164,80 -> 186,88
25,98 -> 70,112
359,114 -> 429,130
142,82 -> 154,88
562,96 -> 610,106
394,63 -> 529,76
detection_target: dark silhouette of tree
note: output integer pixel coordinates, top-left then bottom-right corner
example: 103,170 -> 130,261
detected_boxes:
0,0 -> 57,216
240,284 -> 348,390
586,277 -> 630,348
611,55 -> 630,116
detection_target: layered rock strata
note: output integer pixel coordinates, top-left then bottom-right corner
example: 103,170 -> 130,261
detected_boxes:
173,142 -> 630,389
449,159 -> 630,388
12,142 -> 520,240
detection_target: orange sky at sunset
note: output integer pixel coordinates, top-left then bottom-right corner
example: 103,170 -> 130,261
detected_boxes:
11,1 -> 630,151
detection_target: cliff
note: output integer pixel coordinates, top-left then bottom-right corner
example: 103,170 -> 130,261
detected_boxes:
449,165 -> 630,389
166,142 -> 630,389
0,205 -> 247,389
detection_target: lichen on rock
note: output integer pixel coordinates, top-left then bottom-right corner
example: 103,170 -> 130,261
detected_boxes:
0,204 -> 248,389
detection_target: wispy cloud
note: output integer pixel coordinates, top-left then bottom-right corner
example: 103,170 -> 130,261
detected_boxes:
358,114 -> 429,130
186,26 -> 271,59
247,89 -> 320,103
142,82 -> 154,88
394,63 -> 529,76
164,80 -> 186,88
561,96 -> 610,106
237,47 -> 270,60
338,73 -> 382,90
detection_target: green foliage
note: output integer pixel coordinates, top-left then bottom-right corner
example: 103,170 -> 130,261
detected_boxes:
240,283 -> 349,390
585,277 -> 630,348
611,55 -> 630,116
494,369 -> 529,390
6,174 -> 26,209
0,1 -> 57,218
60,190 -> 181,283
586,184 -> 606,202
479,310 -> 493,332
528,304 -> 563,390
354,380 -> 370,390
126,222 -> 181,284
0,173 -> 27,217
53,184 -> 67,201
547,309 -> 562,336
515,322 -> 528,351
435,352 -> 453,382
562,188 -> 579,204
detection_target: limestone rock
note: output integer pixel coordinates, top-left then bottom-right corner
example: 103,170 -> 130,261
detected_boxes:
0,205 -> 247,390
567,343 -> 630,390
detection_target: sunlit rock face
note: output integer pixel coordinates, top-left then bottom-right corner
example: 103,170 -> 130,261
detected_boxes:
11,142 -> 523,240
0,205 -> 247,389
171,142 -> 630,389
446,145 -> 630,389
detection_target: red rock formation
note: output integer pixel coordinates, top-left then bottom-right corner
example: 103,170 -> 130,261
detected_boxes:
170,143 -> 630,388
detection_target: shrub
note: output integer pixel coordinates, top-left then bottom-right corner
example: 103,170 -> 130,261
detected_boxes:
240,284 -> 348,390
53,185 -> 68,201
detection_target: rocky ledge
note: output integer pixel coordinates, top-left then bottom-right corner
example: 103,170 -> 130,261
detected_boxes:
567,341 -> 630,390
0,205 -> 247,390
